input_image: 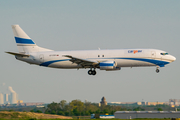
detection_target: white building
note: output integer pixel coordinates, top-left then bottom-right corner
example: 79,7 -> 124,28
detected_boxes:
4,94 -> 9,104
0,93 -> 4,104
8,94 -> 11,104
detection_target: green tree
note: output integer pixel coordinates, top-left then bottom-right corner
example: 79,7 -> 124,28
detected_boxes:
103,109 -> 109,114
84,111 -> 90,115
157,108 -> 163,111
73,108 -> 81,116
64,111 -> 69,116
36,110 -> 42,113
45,102 -> 61,114
45,100 -> 121,116
70,99 -> 84,115
59,100 -> 67,110
86,104 -> 99,112
30,110 -> 34,112
45,111 -> 49,114
95,109 -> 101,114
133,107 -> 144,111
58,111 -> 65,115
51,110 -> 56,114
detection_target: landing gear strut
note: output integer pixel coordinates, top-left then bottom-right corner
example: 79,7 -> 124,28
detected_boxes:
156,67 -> 160,73
88,68 -> 96,75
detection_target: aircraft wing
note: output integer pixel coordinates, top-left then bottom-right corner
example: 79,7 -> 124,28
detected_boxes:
63,55 -> 99,67
5,51 -> 30,57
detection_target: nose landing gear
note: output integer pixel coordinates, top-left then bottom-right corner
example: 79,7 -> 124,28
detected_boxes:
156,67 -> 160,73
88,68 -> 96,75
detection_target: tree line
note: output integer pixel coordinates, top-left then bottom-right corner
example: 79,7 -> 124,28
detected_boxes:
44,100 -> 163,116
44,100 -> 124,116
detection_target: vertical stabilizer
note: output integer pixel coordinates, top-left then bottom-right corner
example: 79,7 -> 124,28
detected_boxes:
12,25 -> 52,53
12,25 -> 32,41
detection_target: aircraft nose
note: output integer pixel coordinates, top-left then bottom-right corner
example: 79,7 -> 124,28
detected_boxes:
170,55 -> 176,62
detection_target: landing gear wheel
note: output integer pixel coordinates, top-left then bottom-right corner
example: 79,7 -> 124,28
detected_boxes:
92,70 -> 96,75
88,69 -> 97,75
88,70 -> 93,75
156,69 -> 160,73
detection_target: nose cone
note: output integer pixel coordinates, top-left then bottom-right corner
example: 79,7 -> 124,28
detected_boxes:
170,55 -> 176,62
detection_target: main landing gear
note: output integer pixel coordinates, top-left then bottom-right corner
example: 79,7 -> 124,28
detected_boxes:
156,67 -> 160,73
88,68 -> 96,75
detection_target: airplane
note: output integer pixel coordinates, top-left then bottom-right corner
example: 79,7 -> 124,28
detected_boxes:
6,25 -> 176,75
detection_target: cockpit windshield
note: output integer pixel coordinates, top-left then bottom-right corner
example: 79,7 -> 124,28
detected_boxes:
161,53 -> 168,55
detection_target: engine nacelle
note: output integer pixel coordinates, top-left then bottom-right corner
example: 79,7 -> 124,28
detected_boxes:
99,61 -> 120,70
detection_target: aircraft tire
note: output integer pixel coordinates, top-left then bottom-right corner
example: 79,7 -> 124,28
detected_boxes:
92,70 -> 96,75
88,70 -> 93,75
156,69 -> 159,73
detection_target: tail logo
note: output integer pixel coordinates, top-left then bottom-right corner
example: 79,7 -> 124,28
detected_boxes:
15,37 -> 35,44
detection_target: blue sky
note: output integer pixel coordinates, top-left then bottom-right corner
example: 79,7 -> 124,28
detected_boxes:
0,0 -> 180,103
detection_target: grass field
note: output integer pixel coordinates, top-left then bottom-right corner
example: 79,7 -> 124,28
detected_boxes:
0,118 -> 174,120
0,111 -> 176,120
0,111 -> 72,119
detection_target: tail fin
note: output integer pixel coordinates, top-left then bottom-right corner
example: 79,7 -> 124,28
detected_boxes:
12,25 -> 53,53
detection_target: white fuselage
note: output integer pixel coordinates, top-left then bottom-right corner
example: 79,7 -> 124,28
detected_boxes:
16,49 -> 176,69
8,25 -> 176,75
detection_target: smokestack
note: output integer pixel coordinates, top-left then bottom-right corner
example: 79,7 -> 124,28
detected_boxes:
8,86 -> 17,104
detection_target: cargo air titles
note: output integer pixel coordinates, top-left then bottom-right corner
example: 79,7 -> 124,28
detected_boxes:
128,50 -> 142,54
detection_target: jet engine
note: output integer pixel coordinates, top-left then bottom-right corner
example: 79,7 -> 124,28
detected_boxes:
99,61 -> 120,71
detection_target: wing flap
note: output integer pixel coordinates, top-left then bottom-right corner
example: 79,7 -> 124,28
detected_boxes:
63,55 -> 98,67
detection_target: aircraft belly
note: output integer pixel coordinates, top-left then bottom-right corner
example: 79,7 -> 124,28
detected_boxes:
48,61 -> 81,68
116,59 -> 153,67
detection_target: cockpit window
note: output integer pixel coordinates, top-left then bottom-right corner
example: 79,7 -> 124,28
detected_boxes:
161,53 -> 168,55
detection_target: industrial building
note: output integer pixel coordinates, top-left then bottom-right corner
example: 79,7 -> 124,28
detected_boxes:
0,86 -> 18,104
4,94 -> 9,104
169,99 -> 180,107
114,111 -> 180,119
8,86 -> 17,104
0,93 -> 4,104
110,99 -> 180,107
17,102 -> 44,106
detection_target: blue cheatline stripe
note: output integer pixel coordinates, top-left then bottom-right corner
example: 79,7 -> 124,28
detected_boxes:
39,57 -> 170,67
90,57 -> 169,66
15,37 -> 35,44
115,58 -> 169,67
99,63 -> 114,66
40,59 -> 70,67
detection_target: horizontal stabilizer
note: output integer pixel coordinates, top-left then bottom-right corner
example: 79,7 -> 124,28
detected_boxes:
5,51 -> 30,57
